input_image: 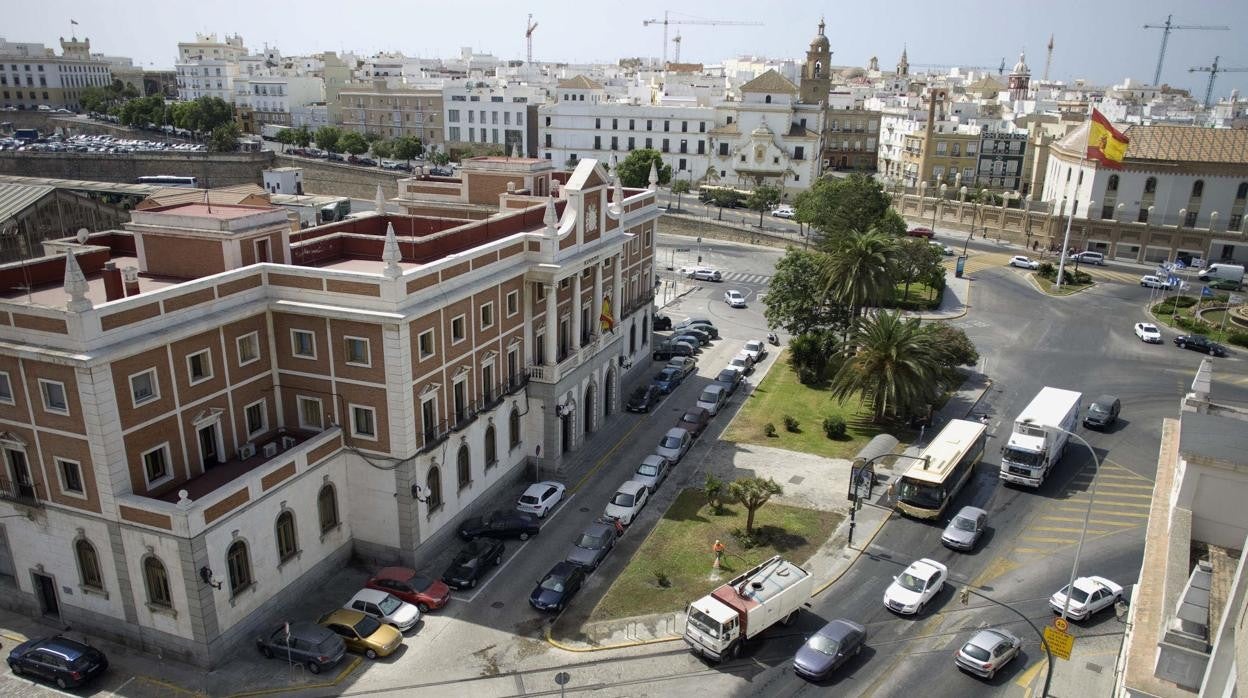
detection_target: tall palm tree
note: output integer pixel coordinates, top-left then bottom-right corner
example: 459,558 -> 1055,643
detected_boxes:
820,227 -> 897,319
829,311 -> 940,422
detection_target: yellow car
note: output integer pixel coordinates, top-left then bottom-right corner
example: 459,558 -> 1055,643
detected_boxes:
317,609 -> 402,659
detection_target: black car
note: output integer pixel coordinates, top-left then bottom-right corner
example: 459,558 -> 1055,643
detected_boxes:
441,538 -> 505,589
356,157 -> 377,167
565,520 -> 620,571
675,328 -> 711,346
1083,394 -> 1121,430
671,335 -> 704,352
653,314 -> 673,331
7,636 -> 109,690
256,622 -> 347,675
326,152 -> 344,161
793,619 -> 867,682
652,341 -> 695,361
529,561 -> 587,612
1174,334 -> 1229,357
626,385 -> 663,413
458,510 -> 542,541
678,321 -> 719,339
714,368 -> 744,395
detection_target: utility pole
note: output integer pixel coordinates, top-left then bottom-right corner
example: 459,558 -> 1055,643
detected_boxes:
1143,15 -> 1229,85
1190,57 -> 1248,109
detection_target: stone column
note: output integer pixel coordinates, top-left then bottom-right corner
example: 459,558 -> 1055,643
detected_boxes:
543,283 -> 557,366
592,262 -> 603,339
522,281 -> 533,366
571,273 -> 583,347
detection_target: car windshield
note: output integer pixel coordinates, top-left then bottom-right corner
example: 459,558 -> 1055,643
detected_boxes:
896,571 -> 929,593
745,342 -> 761,351
961,643 -> 991,661
1003,447 -> 1044,467
660,436 -> 682,449
1061,585 -> 1090,603
352,615 -> 382,637
540,576 -> 565,593
377,595 -> 403,615
638,464 -> 659,477
575,532 -> 606,549
1089,404 -> 1109,415
807,634 -> 840,656
686,607 -> 721,639
731,359 -> 746,367
952,515 -> 977,532
717,371 -> 736,382
611,492 -> 635,507
448,562 -> 476,578
630,388 -> 648,400
1141,325 -> 1156,333
699,390 -> 718,402
682,411 -> 701,422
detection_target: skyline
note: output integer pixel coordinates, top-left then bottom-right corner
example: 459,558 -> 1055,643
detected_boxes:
7,0 -> 1248,98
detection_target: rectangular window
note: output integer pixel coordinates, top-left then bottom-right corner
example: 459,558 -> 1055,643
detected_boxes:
237,332 -> 259,365
130,369 -> 158,406
344,337 -> 370,366
506,290 -> 519,317
451,315 -> 466,343
719,142 -> 729,156
57,458 -> 84,495
480,302 -> 494,330
417,329 -> 435,360
187,350 -> 212,384
142,445 -> 169,485
595,118 -> 601,129
39,379 -> 68,415
291,329 -> 316,358
453,380 -> 468,423
628,136 -> 635,150
351,405 -> 377,440
610,136 -> 618,150
245,400 -> 267,437
594,135 -> 601,150
0,372 -> 11,405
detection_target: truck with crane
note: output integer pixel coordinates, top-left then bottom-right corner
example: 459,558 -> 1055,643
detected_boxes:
999,387 -> 1082,488
683,555 -> 812,662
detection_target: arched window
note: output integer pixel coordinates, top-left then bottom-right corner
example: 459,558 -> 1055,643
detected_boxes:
509,409 -> 521,449
457,445 -> 471,490
318,484 -> 339,533
1107,174 -> 1119,192
275,511 -> 298,562
226,540 -> 252,595
814,61 -> 822,78
1192,180 -> 1204,198
75,539 -> 103,591
427,467 -> 443,510
1144,177 -> 1157,194
765,95 -> 772,104
1237,182 -> 1248,200
484,426 -> 497,468
143,556 -> 172,608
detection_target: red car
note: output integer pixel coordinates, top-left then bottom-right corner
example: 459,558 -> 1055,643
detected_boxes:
365,567 -> 451,612
906,227 -> 934,239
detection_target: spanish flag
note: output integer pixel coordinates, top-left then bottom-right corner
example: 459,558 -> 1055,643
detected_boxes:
1086,109 -> 1128,170
600,296 -> 614,332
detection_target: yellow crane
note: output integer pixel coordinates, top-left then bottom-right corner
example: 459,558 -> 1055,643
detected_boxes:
642,11 -> 762,68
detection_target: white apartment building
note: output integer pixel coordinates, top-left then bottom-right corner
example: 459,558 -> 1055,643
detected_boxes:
175,34 -> 247,102
234,75 -> 324,129
444,81 -> 541,156
0,36 -> 113,111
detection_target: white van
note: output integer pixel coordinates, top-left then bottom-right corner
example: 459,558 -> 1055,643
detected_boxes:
1198,263 -> 1245,285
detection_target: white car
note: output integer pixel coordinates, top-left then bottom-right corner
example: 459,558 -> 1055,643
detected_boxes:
1134,322 -> 1162,344
883,558 -> 948,615
345,588 -> 421,632
656,427 -> 692,463
726,353 -> 755,375
690,268 -> 723,282
742,339 -> 768,363
1139,275 -> 1173,289
724,289 -> 747,308
516,481 -> 566,518
772,205 -> 795,219
631,455 -> 670,493
1048,576 -> 1123,621
604,480 -> 650,525
1009,255 -> 1040,269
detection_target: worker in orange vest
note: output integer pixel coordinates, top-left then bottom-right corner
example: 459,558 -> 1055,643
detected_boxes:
713,539 -> 726,568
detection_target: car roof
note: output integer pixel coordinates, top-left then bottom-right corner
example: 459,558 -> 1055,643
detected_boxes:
617,480 -> 647,494
1092,394 -> 1118,405
376,566 -> 417,581
700,384 -> 724,396
284,621 -> 335,640
817,618 -> 865,640
641,454 -> 668,467
321,608 -> 367,625
34,636 -> 91,658
681,407 -> 709,419
954,506 -> 987,518
665,427 -> 689,438
967,628 -> 1014,648
350,588 -> 393,605
584,521 -> 614,535
523,481 -> 561,495
909,558 -> 947,576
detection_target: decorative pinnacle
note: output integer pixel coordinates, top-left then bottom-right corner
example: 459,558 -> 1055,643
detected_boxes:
543,197 -> 558,232
374,184 -> 385,216
64,250 -> 92,312
648,161 -> 659,191
382,222 -> 402,279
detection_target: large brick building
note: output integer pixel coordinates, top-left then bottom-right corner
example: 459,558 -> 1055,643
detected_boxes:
0,157 -> 657,666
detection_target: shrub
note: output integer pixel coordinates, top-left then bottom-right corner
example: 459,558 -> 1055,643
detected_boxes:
1228,330 -> 1248,348
1173,295 -> 1199,308
704,473 -> 726,514
731,527 -> 761,549
1071,270 -> 1092,285
783,415 -> 800,432
822,415 -> 848,439
653,570 -> 671,588
763,422 -> 777,437
1037,262 -> 1056,278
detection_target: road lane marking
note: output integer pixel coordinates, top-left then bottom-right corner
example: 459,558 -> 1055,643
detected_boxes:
1014,657 -> 1048,689
1018,536 -> 1073,544
1031,526 -> 1109,535
449,493 -> 577,603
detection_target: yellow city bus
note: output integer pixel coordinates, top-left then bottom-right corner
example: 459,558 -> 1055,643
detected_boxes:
895,419 -> 988,520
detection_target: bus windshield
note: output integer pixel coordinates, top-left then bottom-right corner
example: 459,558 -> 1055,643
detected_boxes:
897,477 -> 945,510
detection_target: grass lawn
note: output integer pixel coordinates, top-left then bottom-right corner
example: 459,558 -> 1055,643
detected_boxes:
723,350 -> 905,459
589,489 -> 842,621
886,281 -> 942,311
1032,273 -> 1093,295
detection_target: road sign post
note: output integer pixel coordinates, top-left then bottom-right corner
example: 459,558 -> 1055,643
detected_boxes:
1043,625 -> 1074,660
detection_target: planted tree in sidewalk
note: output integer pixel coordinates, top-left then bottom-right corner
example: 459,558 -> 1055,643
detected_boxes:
893,237 -> 943,303
793,173 -> 899,240
728,477 -> 784,535
704,473 -> 726,514
339,131 -> 368,156
746,184 -> 782,228
708,189 -> 742,220
671,179 -> 691,211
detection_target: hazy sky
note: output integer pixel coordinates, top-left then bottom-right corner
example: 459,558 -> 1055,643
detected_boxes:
9,0 -> 1248,97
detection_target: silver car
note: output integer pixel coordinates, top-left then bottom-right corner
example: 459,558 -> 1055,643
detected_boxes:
941,506 -> 987,551
954,628 -> 1021,679
631,455 -> 670,493
656,427 -> 692,463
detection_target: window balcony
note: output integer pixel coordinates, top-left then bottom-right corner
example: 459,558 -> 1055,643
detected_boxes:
0,476 -> 44,509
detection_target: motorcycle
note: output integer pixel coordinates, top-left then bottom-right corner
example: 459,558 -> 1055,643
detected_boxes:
767,332 -> 779,346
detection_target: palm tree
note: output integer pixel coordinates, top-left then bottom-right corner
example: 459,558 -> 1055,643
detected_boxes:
820,227 -> 897,319
829,311 -> 941,422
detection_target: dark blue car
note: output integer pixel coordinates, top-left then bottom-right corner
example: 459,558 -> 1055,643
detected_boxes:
651,367 -> 684,394
529,561 -> 587,612
7,636 -> 109,690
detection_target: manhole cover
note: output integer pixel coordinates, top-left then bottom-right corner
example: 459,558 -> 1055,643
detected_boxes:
491,601 -> 505,609
579,506 -> 590,513
789,475 -> 805,485
1086,662 -> 1103,674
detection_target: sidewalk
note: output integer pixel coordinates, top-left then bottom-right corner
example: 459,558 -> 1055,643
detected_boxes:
903,273 -> 970,322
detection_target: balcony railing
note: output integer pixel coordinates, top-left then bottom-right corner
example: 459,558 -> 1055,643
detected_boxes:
0,477 -> 44,509
420,419 -> 451,453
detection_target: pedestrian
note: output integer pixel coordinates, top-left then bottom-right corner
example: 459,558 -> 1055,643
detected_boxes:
611,517 -> 625,535
885,480 -> 896,502
712,539 -> 726,568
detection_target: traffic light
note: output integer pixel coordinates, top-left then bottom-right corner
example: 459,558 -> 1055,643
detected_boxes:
697,256 -> 702,263
960,587 -> 971,605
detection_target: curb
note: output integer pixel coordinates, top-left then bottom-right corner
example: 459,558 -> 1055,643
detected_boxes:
225,655 -> 363,698
1026,271 -> 1097,297
543,619 -> 682,653
812,507 -> 894,597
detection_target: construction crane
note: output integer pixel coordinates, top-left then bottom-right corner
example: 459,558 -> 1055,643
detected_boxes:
672,32 -> 681,64
1190,56 -> 1248,108
642,11 -> 762,68
525,14 -> 538,65
1143,14 -> 1230,86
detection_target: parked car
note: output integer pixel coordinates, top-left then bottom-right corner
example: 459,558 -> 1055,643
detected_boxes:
626,385 -> 663,413
317,609 -> 403,659
365,567 -> 452,612
604,480 -> 651,525
666,356 -> 698,378
1208,278 -> 1243,291
675,318 -> 718,338
458,510 -> 542,541
955,628 -> 1022,680
772,205 -> 795,219
6,636 -> 109,689
566,520 -> 620,571
675,327 -> 711,346
631,455 -> 671,493
1048,576 -> 1123,621
675,406 -> 711,438
715,367 -> 744,395
653,314 -> 673,331
1009,255 -> 1040,269
345,589 -> 421,632
441,538 -> 505,590
696,384 -> 728,416
529,561 -> 587,612
326,152 -> 344,162
883,558 -> 947,615
652,341 -> 695,361
1083,394 -> 1121,430
517,481 -> 566,518
652,367 -> 685,394
724,289 -> 747,307
1174,334 -> 1229,357
1133,322 -> 1162,343
727,353 -> 755,375
656,427 -> 693,463
792,619 -> 867,682
742,339 -> 768,363
906,226 -> 934,239
941,506 -> 987,551
1069,251 -> 1106,265
690,268 -> 723,282
1140,275 -> 1174,289
256,622 -> 346,675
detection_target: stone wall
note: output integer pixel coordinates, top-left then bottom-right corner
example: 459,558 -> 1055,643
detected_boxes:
272,154 -> 404,200
0,150 -> 274,188
658,213 -> 799,251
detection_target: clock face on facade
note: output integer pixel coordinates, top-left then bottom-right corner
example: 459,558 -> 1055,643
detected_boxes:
585,204 -> 598,232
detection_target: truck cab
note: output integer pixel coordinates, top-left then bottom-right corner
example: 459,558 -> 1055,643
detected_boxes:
1000,428 -> 1050,486
684,599 -> 739,661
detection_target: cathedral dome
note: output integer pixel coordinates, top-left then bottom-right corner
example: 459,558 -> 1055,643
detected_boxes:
1011,52 -> 1030,76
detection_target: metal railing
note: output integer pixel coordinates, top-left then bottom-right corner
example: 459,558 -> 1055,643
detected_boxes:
0,476 -> 44,508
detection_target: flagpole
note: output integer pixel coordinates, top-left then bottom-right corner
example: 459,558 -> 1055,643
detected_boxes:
1054,154 -> 1083,291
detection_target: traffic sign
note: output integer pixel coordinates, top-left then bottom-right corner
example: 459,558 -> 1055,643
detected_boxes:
1043,626 -> 1074,660
1053,617 -> 1068,632
674,248 -> 691,252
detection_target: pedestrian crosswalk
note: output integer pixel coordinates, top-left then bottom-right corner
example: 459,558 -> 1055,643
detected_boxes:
936,252 -> 1149,287
1011,461 -> 1152,556
720,271 -> 772,285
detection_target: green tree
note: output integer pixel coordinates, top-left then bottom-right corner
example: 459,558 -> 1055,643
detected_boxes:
119,95 -> 166,127
709,189 -> 743,220
670,179 -> 691,211
763,248 -> 850,336
787,329 -> 841,385
391,135 -> 424,164
746,184 -> 783,228
363,131 -> 383,144
704,473 -> 726,514
429,150 -> 450,166
821,228 -> 897,320
208,123 -> 241,152
894,237 -> 943,301
829,311 -> 941,422
370,139 -> 394,160
290,125 -> 312,148
924,323 -> 979,377
274,128 -> 294,150
727,477 -> 784,535
794,173 -> 896,239
314,126 -> 343,153
192,96 -> 234,132
339,131 -> 368,156
615,148 -> 672,187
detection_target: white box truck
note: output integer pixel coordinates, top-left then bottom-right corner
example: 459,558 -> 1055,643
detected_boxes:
683,555 -> 812,662
1197,263 -> 1244,287
999,387 -> 1082,487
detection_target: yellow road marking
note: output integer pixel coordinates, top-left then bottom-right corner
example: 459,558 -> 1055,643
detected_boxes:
1031,526 -> 1109,534
1015,657 -> 1048,688
1013,547 -> 1049,554
1055,506 -> 1149,518
571,418 -> 646,493
1087,481 -> 1156,491
1019,536 -> 1071,544
970,554 -> 1020,587
1062,491 -> 1155,501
